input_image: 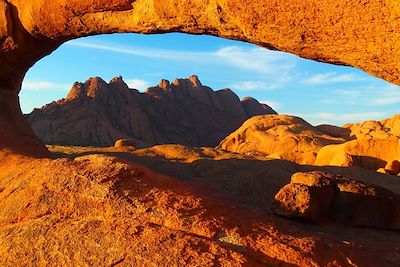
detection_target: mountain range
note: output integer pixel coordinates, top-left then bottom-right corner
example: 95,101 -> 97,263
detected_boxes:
27,75 -> 276,147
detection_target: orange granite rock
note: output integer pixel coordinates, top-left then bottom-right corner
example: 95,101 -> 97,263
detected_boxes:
1,0 -> 399,154
218,114 -> 345,164
273,171 -> 400,230
1,150 -> 400,266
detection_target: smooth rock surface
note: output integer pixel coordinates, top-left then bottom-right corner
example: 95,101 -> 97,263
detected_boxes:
218,114 -> 346,164
315,138 -> 400,171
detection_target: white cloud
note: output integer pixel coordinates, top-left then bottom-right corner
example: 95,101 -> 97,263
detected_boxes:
229,75 -> 293,91
67,41 -> 296,80
302,72 -> 364,85
371,96 -> 400,105
67,41 -> 209,61
319,83 -> 400,106
260,100 -> 280,111
125,79 -> 151,91
214,46 -> 296,75
369,84 -> 400,105
298,111 -> 387,126
22,81 -> 70,91
320,99 -> 340,105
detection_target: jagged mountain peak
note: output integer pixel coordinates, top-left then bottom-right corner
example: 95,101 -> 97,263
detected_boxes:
28,75 -> 277,147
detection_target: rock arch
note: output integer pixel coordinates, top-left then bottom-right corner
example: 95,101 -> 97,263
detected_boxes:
1,0 -> 399,155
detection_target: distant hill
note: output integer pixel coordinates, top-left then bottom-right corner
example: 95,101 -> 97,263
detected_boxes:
27,75 -> 276,147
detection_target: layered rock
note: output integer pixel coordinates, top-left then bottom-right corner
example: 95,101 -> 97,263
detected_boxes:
27,75 -> 276,147
218,114 -> 345,165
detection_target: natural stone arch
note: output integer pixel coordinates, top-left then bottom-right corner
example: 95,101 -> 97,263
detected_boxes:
0,0 -> 399,156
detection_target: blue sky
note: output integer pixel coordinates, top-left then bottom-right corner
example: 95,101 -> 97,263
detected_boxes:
21,33 -> 398,125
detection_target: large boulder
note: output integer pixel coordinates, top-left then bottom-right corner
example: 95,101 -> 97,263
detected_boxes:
273,183 -> 335,222
218,115 -> 345,164
273,171 -> 400,230
385,160 -> 400,175
114,138 -> 150,149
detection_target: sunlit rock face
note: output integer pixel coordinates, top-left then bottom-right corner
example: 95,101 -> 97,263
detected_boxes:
0,0 -> 399,154
27,76 -> 276,147
273,171 -> 400,230
2,0 -> 400,86
2,151 -> 400,266
0,2 -> 400,265
218,114 -> 346,165
315,115 -> 400,170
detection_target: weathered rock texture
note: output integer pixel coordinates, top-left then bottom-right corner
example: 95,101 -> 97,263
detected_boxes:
1,1 -> 400,264
218,114 -> 345,164
0,0 -> 400,154
343,114 -> 400,140
2,144 -> 399,265
27,75 -> 275,147
273,171 -> 400,230
314,115 -> 400,171
2,151 -> 400,266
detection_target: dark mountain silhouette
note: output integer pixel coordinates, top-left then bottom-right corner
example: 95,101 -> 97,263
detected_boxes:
27,75 -> 276,147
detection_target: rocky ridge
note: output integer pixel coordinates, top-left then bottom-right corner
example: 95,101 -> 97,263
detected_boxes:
27,75 -> 276,147
315,115 -> 400,170
218,114 -> 346,165
219,114 -> 400,173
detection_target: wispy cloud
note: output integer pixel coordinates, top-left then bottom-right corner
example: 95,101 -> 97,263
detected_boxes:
67,41 -> 296,81
22,81 -> 70,91
214,46 -> 296,75
334,89 -> 363,97
125,79 -> 151,91
67,41 -> 209,60
319,83 -> 400,106
298,111 -> 387,126
302,72 -> 364,85
369,84 -> 400,105
260,100 -> 280,111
